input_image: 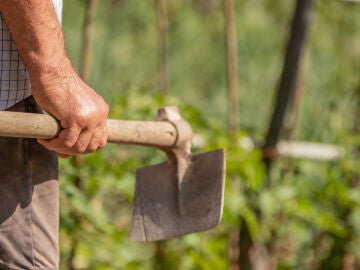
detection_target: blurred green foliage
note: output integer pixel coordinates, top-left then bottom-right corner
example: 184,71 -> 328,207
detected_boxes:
59,0 -> 360,269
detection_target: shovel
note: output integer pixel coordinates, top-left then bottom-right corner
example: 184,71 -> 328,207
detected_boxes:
0,106 -> 225,242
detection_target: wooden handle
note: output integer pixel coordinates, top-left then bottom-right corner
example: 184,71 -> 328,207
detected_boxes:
0,111 -> 60,139
0,111 -> 177,148
107,119 -> 176,147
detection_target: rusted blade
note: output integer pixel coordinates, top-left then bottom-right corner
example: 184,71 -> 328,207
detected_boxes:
130,149 -> 225,242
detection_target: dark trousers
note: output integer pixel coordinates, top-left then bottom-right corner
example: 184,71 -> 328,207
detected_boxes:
0,97 -> 59,270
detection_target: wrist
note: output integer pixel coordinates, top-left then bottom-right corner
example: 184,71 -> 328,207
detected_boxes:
29,57 -> 77,94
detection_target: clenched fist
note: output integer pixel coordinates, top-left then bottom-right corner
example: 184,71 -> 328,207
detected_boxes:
33,69 -> 109,158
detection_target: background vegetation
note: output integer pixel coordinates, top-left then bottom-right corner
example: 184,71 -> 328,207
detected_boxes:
59,0 -> 360,269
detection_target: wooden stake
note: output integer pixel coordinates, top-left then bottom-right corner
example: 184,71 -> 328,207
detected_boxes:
263,0 -> 315,182
67,1 -> 98,268
224,1 -> 243,268
157,0 -> 169,97
224,0 -> 239,142
285,45 -> 308,141
80,0 -> 98,82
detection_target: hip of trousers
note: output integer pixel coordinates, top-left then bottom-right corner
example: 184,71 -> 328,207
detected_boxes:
0,96 -> 59,270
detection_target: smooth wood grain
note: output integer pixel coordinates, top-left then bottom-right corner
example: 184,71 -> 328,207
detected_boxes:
0,111 -> 60,139
107,119 -> 176,147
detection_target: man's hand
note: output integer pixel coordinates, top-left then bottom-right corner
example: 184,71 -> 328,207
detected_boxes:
0,0 -> 109,157
33,69 -> 109,158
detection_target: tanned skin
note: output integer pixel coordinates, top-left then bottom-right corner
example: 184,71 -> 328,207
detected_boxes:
0,0 -> 109,158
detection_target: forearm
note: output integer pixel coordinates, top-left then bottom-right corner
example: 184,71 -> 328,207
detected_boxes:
0,1 -> 109,157
0,0 -> 72,87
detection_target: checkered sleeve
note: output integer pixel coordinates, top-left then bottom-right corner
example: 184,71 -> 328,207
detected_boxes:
0,16 -> 32,110
0,0 -> 63,110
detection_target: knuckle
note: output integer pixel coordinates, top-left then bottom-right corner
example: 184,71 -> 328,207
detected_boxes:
102,103 -> 109,116
74,142 -> 87,153
62,131 -> 77,146
97,108 -> 108,121
63,138 -> 75,149
96,101 -> 109,117
75,112 -> 91,124
74,103 -> 108,126
87,144 -> 98,153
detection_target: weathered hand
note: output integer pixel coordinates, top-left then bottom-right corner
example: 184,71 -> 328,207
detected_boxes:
32,69 -> 109,158
0,0 -> 109,158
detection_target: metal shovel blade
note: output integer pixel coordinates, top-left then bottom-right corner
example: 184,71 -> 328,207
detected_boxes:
130,148 -> 225,242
